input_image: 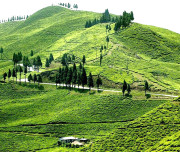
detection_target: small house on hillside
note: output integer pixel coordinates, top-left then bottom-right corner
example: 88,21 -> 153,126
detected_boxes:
58,136 -> 78,145
58,136 -> 90,146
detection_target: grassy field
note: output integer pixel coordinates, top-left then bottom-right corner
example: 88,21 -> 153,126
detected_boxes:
0,83 -> 169,152
85,100 -> 180,152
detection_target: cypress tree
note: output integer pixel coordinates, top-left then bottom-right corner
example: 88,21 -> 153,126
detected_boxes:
0,47 -> 3,60
37,75 -> 42,87
106,36 -> 109,49
96,74 -> 102,90
144,80 -> 149,95
77,72 -> 81,89
12,68 -> 16,82
72,70 -> 77,87
31,50 -> 33,56
127,84 -> 131,95
49,53 -> 54,64
45,58 -> 50,68
33,74 -> 37,84
8,69 -> 11,81
73,63 -> 77,72
79,62 -> 83,70
81,67 -> 87,88
3,72 -> 7,82
122,80 -> 127,96
28,74 -> 33,84
66,68 -> 72,88
18,65 -> 23,84
88,72 -> 94,90
82,55 -> 86,66
100,53 -> 103,66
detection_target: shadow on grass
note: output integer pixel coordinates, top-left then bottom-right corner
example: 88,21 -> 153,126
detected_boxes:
22,83 -> 45,90
125,94 -> 132,98
57,86 -> 90,93
145,94 -> 151,99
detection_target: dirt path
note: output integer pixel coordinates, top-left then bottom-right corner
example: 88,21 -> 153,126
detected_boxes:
19,79 -> 179,98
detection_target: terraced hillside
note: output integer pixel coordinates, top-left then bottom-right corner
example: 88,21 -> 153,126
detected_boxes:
85,100 -> 180,152
0,83 -> 167,152
0,6 -> 180,92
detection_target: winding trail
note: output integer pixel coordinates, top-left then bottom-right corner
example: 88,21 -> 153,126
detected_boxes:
19,79 -> 179,98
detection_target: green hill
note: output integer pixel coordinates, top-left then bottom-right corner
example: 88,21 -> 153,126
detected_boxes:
85,101 -> 180,152
0,6 -> 180,91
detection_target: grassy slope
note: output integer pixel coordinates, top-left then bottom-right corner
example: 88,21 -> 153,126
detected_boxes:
0,83 -> 167,152
86,101 -> 180,152
0,6 -> 179,91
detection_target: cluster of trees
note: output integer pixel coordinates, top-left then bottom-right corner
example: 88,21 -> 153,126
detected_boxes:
3,66 -> 42,86
58,2 -> 78,10
85,9 -> 122,29
122,80 -> 149,96
114,11 -> 134,31
13,52 -> 23,66
45,53 -> 54,68
85,9 -> 113,28
61,53 -> 76,66
55,63 -> 102,90
28,74 -> 42,86
0,15 -> 29,24
33,56 -> 42,72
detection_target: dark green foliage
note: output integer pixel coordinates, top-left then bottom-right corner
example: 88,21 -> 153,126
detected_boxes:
79,62 -> 83,70
8,69 -> 11,81
45,58 -> 50,67
23,56 -> 30,68
96,74 -> 102,89
100,53 -> 103,66
130,11 -> 134,21
100,9 -> 111,23
73,4 -> 78,10
66,68 -> 72,87
61,53 -> 73,66
12,68 -> 16,82
114,11 -> 134,32
77,72 -> 81,88
30,50 -> 33,56
72,70 -> 77,87
49,53 -> 54,64
127,84 -> 131,95
28,74 -> 33,84
88,72 -> 94,90
33,74 -> 37,84
33,56 -> 42,72
37,75 -> 42,86
0,47 -> 3,59
82,55 -> 86,66
18,65 -> 23,84
67,3 -> 71,8
3,72 -> 7,82
144,80 -> 149,95
13,52 -> 22,66
81,67 -> 87,88
72,54 -> 75,61
106,36 -> 109,48
122,80 -> 127,96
